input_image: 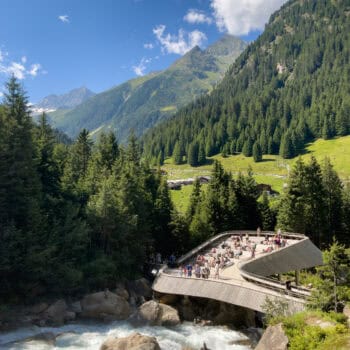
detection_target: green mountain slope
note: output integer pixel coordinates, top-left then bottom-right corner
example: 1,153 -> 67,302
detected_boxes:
49,35 -> 246,142
143,0 -> 350,164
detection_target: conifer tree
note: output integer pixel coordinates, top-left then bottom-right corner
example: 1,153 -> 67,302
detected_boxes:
322,157 -> 343,245
197,143 -> 206,165
259,191 -> 275,230
253,141 -> 263,162
279,133 -> 294,159
186,178 -> 202,221
154,179 -> 174,255
172,141 -> 182,164
96,132 -> 119,171
0,76 -> 42,229
242,138 -> 252,157
322,117 -> 331,140
188,142 -> 199,166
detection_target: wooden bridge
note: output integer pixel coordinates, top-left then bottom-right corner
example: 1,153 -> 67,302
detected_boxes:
152,231 -> 323,313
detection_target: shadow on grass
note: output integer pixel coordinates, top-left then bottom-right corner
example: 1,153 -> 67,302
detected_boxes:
203,158 -> 214,166
260,158 -> 276,163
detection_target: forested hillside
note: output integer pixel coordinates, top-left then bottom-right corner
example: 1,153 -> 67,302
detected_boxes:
1,77 -> 349,303
50,35 -> 246,142
143,0 -> 350,165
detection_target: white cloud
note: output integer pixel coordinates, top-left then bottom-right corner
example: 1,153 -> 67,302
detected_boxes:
28,63 -> 41,77
184,9 -> 212,25
210,0 -> 287,36
144,43 -> 154,49
0,49 -> 44,80
132,57 -> 152,76
2,62 -> 26,80
153,24 -> 207,55
0,91 -> 3,98
58,15 -> 69,23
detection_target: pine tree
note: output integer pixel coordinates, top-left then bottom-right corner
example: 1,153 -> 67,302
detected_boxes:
197,143 -> 206,165
260,191 -> 275,230
279,133 -> 292,159
277,157 -> 327,246
0,77 -> 42,229
186,178 -> 202,221
322,117 -> 331,140
35,113 -> 60,201
172,141 -> 183,165
322,157 -> 343,245
0,77 -> 44,296
309,240 -> 350,312
188,142 -> 199,167
242,138 -> 252,157
97,132 -> 119,171
253,141 -> 263,162
154,179 -> 174,255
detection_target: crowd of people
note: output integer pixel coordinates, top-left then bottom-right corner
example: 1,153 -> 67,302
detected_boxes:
176,230 -> 289,280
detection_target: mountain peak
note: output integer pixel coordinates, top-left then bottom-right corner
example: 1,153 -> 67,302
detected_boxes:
205,34 -> 247,57
35,87 -> 95,110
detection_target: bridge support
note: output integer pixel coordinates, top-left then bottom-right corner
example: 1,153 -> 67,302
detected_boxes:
295,270 -> 300,286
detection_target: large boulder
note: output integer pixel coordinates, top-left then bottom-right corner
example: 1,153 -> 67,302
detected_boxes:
28,302 -> 49,314
133,300 -> 180,326
126,278 -> 152,300
80,291 -> 131,321
255,323 -> 288,350
100,332 -> 160,350
44,300 -> 68,326
70,301 -> 82,314
158,303 -> 181,326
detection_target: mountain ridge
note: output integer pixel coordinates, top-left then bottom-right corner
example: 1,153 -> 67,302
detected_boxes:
48,35 -> 247,142
142,0 -> 350,164
34,86 -> 95,111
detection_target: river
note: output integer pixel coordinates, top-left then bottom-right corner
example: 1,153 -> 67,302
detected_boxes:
0,320 -> 253,349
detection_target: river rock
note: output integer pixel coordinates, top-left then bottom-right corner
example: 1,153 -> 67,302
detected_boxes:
133,300 -> 180,326
126,278 -> 152,300
64,310 -> 76,321
44,299 -> 68,326
158,303 -> 181,326
28,302 -> 49,314
255,323 -> 288,350
80,291 -> 131,320
70,301 -> 82,314
116,287 -> 129,300
100,332 -> 160,350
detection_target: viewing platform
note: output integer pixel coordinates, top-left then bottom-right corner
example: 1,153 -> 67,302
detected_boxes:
152,231 -> 323,313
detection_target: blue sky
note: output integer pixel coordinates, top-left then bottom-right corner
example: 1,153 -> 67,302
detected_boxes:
0,0 -> 287,102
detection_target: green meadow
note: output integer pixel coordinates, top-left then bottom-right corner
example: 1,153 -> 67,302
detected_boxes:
166,136 -> 350,212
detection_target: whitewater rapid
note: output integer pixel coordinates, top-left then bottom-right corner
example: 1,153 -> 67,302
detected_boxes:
0,320 -> 252,349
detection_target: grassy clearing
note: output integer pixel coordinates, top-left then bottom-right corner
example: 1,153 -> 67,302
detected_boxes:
163,136 -> 350,211
170,185 -> 193,214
